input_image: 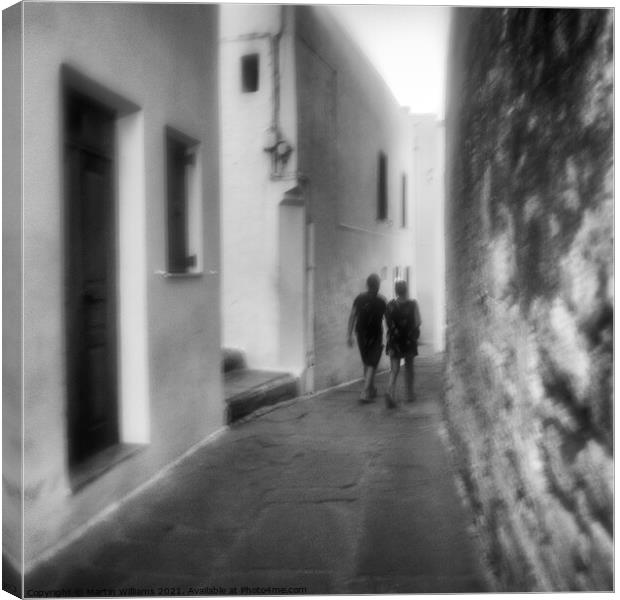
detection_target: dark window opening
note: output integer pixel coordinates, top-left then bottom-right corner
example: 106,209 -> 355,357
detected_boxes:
166,130 -> 196,273
241,53 -> 260,93
401,174 -> 407,227
377,152 -> 388,221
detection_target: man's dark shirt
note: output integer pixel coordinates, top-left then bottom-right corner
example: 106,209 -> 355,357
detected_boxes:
353,292 -> 387,343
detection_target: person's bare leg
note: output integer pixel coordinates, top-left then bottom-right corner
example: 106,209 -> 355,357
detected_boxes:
359,364 -> 369,401
365,365 -> 376,397
368,365 -> 378,399
404,356 -> 414,402
386,357 -> 400,407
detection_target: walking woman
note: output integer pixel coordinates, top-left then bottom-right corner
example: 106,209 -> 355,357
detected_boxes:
385,279 -> 422,408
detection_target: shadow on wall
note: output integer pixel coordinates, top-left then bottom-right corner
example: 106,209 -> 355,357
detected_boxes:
3,552 -> 21,597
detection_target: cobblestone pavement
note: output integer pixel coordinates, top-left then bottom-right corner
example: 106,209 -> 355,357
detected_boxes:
26,354 -> 490,596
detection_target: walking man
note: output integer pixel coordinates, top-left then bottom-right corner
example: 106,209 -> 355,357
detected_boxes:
347,273 -> 387,403
385,279 -> 422,408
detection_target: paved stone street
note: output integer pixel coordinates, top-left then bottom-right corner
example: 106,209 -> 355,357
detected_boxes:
27,354 -> 490,596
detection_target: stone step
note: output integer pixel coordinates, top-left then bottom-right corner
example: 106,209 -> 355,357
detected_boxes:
224,369 -> 299,424
221,347 -> 247,373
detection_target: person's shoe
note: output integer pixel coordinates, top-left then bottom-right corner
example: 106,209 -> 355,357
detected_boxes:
359,391 -> 369,404
369,385 -> 377,399
385,392 -> 396,409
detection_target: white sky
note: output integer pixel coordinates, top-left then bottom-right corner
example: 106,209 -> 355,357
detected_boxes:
327,5 -> 451,117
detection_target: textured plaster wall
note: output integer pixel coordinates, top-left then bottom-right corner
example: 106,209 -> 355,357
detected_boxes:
412,115 -> 446,354
295,6 -> 416,390
20,3 -> 221,566
444,8 -> 613,591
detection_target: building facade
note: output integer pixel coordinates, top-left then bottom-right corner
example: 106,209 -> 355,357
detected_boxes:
412,114 -> 446,354
3,2 -> 222,576
220,5 -> 417,392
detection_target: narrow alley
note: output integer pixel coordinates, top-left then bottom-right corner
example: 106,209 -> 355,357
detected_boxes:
26,355 -> 488,595
4,3 -> 612,595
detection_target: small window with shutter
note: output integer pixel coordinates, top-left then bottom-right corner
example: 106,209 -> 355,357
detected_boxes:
377,152 -> 388,221
165,127 -> 202,275
401,173 -> 407,228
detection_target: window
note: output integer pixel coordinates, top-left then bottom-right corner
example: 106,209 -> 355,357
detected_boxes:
401,174 -> 407,227
166,128 -> 201,274
377,152 -> 388,220
241,53 -> 259,93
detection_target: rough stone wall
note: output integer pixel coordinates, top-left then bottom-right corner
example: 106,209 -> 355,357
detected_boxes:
444,8 -> 612,591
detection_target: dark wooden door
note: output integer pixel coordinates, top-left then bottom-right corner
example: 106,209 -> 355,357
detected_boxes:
65,91 -> 119,465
